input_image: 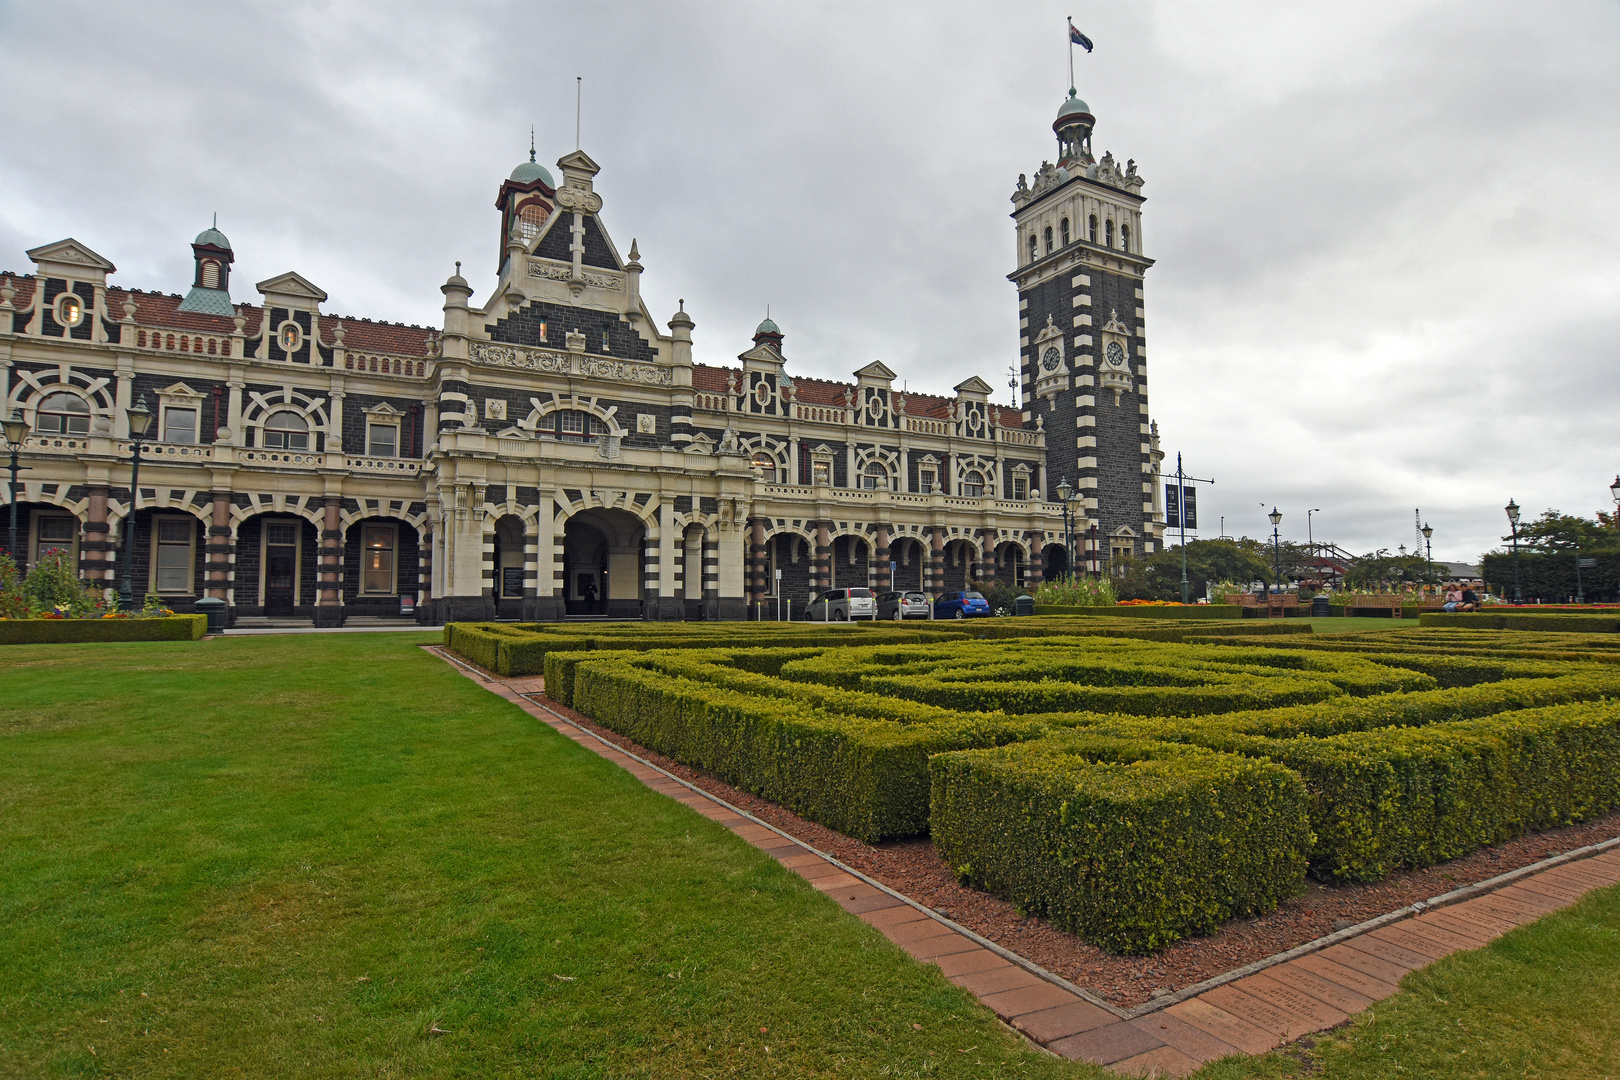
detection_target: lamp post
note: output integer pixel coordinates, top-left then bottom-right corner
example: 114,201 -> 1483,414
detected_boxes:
2,410 -> 31,565
1611,476 -> 1620,604
1268,506 -> 1283,594
118,395 -> 154,610
1505,498 -> 1522,604
1421,522 -> 1433,579
1056,476 -> 1075,581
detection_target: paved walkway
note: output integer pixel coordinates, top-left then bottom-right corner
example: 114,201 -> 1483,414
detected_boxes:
430,647 -> 1620,1077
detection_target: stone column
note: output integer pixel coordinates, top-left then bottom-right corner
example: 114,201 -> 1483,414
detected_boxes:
980,530 -> 997,587
83,486 -> 113,585
747,516 -> 767,609
928,526 -> 945,597
1029,531 -> 1045,587
813,521 -> 831,592
207,491 -> 232,600
316,497 -> 343,627
419,519 -> 433,607
873,523 -> 891,592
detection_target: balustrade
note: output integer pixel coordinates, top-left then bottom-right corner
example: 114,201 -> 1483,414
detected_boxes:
135,328 -> 233,357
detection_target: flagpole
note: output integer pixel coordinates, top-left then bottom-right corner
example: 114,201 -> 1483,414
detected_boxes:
1067,17 -> 1075,89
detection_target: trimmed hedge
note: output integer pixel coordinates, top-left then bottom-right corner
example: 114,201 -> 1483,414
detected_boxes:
0,615 -> 208,645
1419,612 -> 1620,632
930,731 -> 1311,953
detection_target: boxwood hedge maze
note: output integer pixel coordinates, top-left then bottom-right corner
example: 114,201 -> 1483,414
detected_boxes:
446,621 -> 1620,955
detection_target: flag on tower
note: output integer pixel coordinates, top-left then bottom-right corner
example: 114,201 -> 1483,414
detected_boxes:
1069,21 -> 1093,52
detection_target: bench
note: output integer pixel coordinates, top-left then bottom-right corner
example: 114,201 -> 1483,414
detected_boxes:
1223,593 -> 1300,618
1345,594 -> 1403,618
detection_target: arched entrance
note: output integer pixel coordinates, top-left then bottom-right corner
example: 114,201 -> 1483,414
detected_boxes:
492,514 -> 527,619
889,536 -> 924,592
996,541 -> 1027,589
1044,543 -> 1069,582
943,538 -> 975,592
563,508 -> 645,618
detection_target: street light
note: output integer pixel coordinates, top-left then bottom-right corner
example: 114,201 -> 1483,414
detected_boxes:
1268,506 -> 1283,594
2,410 -> 31,565
1421,522 -> 1433,579
1505,498 -> 1522,604
118,395 -> 155,610
1610,476 -> 1619,604
1055,476 -> 1076,582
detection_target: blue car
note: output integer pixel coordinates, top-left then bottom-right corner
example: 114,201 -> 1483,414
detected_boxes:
934,590 -> 991,619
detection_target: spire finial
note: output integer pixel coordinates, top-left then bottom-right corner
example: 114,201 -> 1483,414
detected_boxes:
212,211 -> 217,228
529,126 -> 536,163
455,260 -> 461,274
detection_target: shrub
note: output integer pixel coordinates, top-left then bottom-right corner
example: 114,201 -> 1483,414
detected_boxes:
0,615 -> 207,645
1033,578 -> 1118,607
930,731 -> 1312,953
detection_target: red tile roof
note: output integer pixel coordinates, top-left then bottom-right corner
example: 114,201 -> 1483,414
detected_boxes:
323,315 -> 435,356
692,364 -> 734,392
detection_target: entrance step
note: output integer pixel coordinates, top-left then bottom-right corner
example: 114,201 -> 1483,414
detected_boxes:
231,616 -> 315,630
343,617 -> 421,628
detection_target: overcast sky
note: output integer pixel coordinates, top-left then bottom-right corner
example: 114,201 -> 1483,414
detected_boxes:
2,1 -> 1616,563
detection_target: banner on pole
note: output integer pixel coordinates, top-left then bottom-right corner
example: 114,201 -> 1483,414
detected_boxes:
1165,485 -> 1198,530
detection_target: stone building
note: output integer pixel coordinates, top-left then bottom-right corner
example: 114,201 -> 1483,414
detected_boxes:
0,92 -> 1160,626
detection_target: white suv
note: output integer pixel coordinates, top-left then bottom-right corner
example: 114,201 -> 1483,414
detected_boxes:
807,587 -> 877,621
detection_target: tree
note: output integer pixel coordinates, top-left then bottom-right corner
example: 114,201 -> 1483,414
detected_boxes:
1342,550 -> 1437,591
1115,539 -> 1274,601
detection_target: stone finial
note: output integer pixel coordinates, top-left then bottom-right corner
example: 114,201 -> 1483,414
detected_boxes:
232,308 -> 246,334
332,322 -> 345,346
0,276 -> 14,309
121,295 -> 138,321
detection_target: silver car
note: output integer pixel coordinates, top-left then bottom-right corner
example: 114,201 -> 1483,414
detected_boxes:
807,587 -> 877,621
876,590 -> 931,620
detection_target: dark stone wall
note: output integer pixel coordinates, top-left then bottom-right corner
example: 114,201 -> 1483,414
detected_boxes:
486,299 -> 655,361
342,518 -> 421,608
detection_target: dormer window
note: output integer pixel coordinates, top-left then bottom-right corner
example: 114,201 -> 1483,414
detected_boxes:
1060,218 -> 1070,246
278,322 -> 302,352
55,293 -> 84,329
1043,226 -> 1054,254
1105,220 -> 1115,248
1088,215 -> 1098,243
200,260 -> 221,288
1121,225 -> 1131,253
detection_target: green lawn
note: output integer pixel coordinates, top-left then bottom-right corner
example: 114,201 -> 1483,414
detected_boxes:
1205,881 -> 1620,1079
2,633 -> 1616,1079
0,634 -> 1074,1078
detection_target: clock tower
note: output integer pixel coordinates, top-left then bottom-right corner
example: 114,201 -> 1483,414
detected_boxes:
1010,85 -> 1162,573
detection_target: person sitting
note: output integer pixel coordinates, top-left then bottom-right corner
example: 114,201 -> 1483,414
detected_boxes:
1442,586 -> 1464,612
1460,586 -> 1479,612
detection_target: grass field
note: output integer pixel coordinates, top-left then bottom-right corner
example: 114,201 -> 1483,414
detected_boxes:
3,631 -> 1616,1079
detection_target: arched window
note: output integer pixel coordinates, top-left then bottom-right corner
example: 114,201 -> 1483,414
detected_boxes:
517,202 -> 548,242
200,260 -> 220,288
1088,215 -> 1098,243
1043,226 -> 1053,254
862,461 -> 890,490
36,392 -> 91,435
1120,225 -> 1131,253
751,452 -> 782,483
1060,218 -> 1070,246
961,470 -> 985,498
1105,220 -> 1115,248
263,410 -> 310,450
1027,234 -> 1038,262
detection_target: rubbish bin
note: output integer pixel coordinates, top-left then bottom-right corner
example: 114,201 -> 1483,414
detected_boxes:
1310,595 -> 1331,617
1014,594 -> 1036,617
194,596 -> 227,633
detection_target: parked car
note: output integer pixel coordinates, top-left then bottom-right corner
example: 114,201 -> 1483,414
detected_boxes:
807,587 -> 877,621
934,590 -> 991,619
876,590 -> 932,620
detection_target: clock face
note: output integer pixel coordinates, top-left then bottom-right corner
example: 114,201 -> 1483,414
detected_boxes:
1106,341 -> 1127,367
1041,347 -> 1061,372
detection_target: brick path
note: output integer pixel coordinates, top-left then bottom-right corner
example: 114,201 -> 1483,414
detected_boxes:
435,649 -> 1620,1077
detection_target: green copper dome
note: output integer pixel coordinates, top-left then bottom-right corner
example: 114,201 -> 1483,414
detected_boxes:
1056,89 -> 1092,123
755,317 -> 781,335
510,151 -> 555,188
193,226 -> 231,249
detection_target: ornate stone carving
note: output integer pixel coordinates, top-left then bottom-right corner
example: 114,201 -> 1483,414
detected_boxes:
526,259 -> 623,291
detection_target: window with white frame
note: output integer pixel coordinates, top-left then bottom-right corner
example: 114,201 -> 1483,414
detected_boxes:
36,392 -> 90,435
811,458 -> 831,485
164,407 -> 198,444
517,202 -> 547,242
33,514 -> 76,569
367,421 -> 398,457
1013,474 -> 1029,501
152,517 -> 195,594
362,524 -> 397,595
961,470 -> 986,498
263,410 -> 309,450
750,452 -> 782,483
862,461 -> 889,490
918,467 -> 937,494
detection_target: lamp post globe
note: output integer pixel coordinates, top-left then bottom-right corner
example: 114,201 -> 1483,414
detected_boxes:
1421,522 -> 1434,578
118,395 -> 155,610
2,410 -> 31,565
1505,498 -> 1523,604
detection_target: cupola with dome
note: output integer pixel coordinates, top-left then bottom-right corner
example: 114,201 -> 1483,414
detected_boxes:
1054,88 -> 1095,168
178,216 -> 236,315
494,135 -> 558,268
